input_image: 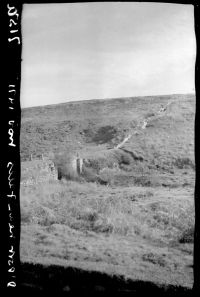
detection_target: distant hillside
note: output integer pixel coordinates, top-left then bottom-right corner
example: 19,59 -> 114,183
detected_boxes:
20,93 -> 195,162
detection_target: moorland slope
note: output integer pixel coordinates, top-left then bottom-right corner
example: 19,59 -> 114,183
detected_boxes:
20,94 -> 195,292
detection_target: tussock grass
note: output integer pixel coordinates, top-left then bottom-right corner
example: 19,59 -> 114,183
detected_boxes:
142,253 -> 167,267
20,180 -> 194,243
179,227 -> 194,244
172,157 -> 195,170
20,180 -> 194,288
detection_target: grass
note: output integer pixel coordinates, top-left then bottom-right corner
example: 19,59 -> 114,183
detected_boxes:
20,94 -> 195,289
21,179 -> 194,239
20,182 -> 194,289
179,227 -> 194,244
20,94 -> 195,162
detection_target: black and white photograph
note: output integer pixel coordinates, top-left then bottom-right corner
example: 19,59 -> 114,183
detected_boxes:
17,1 -> 196,295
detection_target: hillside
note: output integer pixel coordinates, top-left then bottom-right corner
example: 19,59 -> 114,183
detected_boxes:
20,94 -> 195,293
20,93 -> 195,187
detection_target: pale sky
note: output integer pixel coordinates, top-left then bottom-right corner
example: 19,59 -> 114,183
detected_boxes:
21,2 -> 196,108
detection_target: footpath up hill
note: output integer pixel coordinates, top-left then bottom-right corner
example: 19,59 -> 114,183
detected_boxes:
20,94 -> 195,187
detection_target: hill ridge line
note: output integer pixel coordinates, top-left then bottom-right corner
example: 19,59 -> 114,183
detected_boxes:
21,93 -> 195,110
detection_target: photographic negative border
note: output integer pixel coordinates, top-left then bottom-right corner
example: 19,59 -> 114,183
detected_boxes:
0,0 -> 22,290
1,0 -> 199,295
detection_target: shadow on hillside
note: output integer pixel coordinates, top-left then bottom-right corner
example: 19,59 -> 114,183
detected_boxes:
18,262 -> 193,296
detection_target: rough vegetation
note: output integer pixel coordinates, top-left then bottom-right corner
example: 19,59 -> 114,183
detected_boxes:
20,94 -> 195,291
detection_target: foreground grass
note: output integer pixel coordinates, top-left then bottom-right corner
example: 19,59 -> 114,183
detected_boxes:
20,180 -> 194,241
20,179 -> 194,288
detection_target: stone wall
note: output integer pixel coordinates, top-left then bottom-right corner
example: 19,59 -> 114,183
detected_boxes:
20,159 -> 58,186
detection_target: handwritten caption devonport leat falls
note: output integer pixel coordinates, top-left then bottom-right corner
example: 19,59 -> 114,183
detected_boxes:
7,84 -> 17,288
7,3 -> 21,288
7,162 -> 16,287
